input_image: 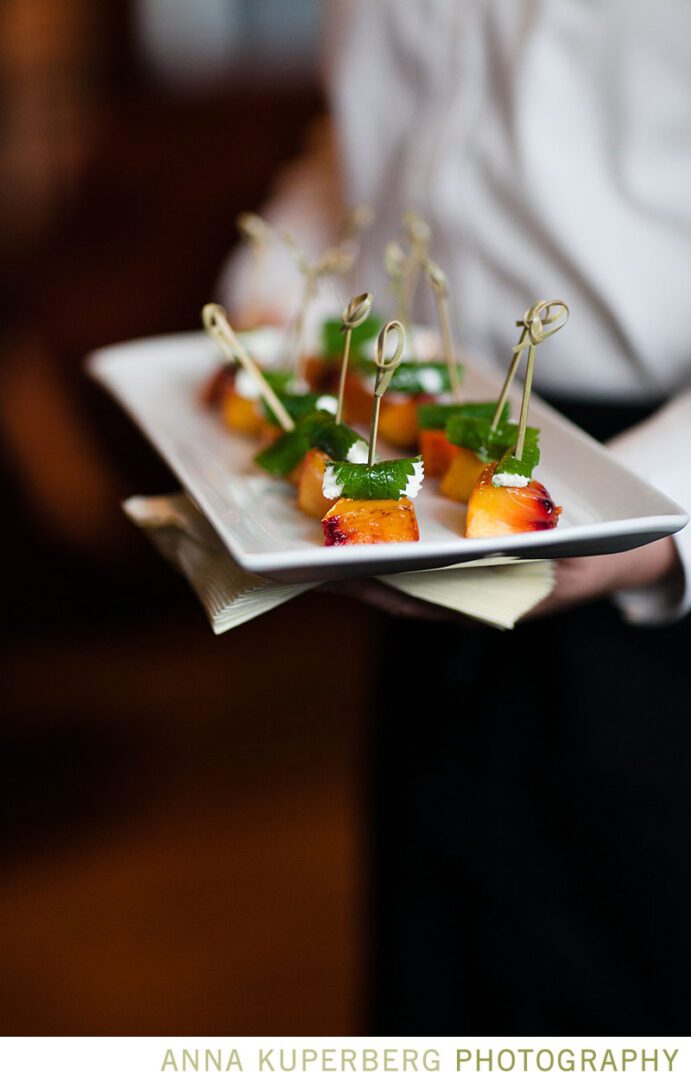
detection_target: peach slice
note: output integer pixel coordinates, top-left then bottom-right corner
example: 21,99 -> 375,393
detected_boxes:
465,465 -> 561,537
439,448 -> 487,503
419,429 -> 460,477
342,372 -> 373,425
322,498 -> 420,546
297,449 -> 335,518
220,389 -> 263,436
201,366 -> 234,408
377,400 -> 420,449
343,374 -> 421,447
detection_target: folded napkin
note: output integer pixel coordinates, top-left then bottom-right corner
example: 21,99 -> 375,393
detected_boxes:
123,494 -> 554,632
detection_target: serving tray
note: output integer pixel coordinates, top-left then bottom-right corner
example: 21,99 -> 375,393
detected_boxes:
88,331 -> 688,584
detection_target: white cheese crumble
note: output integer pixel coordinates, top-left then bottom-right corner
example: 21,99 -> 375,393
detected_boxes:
237,326 -> 283,369
492,471 -> 530,488
403,460 -> 425,499
346,440 -> 369,463
316,394 -> 338,415
415,367 -> 444,395
322,464 -> 344,500
235,369 -> 262,400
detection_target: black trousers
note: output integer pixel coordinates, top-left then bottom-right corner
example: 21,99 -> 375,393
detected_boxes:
371,399 -> 691,1034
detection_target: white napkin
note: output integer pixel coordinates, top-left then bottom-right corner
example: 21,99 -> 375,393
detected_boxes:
123,493 -> 554,633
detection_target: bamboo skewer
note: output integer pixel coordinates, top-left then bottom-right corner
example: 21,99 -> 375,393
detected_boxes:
282,233 -> 357,381
424,259 -> 462,403
384,242 -> 409,327
339,204 -> 374,246
368,319 -> 406,466
490,299 -> 570,458
338,204 -> 374,293
336,292 -> 373,425
236,213 -> 274,324
402,211 -> 431,314
202,303 -> 295,432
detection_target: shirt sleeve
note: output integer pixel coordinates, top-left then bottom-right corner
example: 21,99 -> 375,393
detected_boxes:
607,389 -> 691,625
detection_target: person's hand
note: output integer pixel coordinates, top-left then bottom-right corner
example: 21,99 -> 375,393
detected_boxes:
318,580 -> 475,624
527,536 -> 683,618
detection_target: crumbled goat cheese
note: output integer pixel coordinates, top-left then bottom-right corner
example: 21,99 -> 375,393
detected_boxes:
415,367 -> 444,394
492,471 -> 529,488
237,327 -> 283,369
403,460 -> 425,499
235,369 -> 261,400
322,464 -> 344,500
316,395 -> 338,415
346,440 -> 369,463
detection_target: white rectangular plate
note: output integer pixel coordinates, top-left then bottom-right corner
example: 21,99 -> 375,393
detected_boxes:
88,332 -> 688,584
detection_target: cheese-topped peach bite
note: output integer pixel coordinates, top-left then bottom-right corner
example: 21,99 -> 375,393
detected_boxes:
465,463 -> 561,537
320,457 -> 424,545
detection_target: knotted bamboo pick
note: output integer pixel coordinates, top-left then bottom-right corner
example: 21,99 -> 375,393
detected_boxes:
202,303 -> 295,432
403,210 -> 431,313
338,204 -> 374,292
336,292 -> 373,425
236,212 -> 274,322
424,259 -> 462,403
339,204 -> 374,246
384,241 -> 409,326
282,233 -> 357,380
490,299 -> 570,458
368,319 -> 406,466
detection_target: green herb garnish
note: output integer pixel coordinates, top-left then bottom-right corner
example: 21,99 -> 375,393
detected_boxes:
261,391 -> 336,426
254,427 -> 311,478
445,415 -> 540,464
324,456 -> 423,501
493,439 -> 541,483
320,314 -> 381,360
255,411 -> 367,478
309,417 -> 367,462
353,358 -> 462,397
417,400 -> 509,431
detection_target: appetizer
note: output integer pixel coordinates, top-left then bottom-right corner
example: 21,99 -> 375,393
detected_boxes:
345,354 -> 458,448
204,210 -> 365,429
254,292 -> 375,519
321,319 -> 425,545
442,410 -> 525,504
463,298 -> 569,537
255,410 -> 369,518
322,458 -> 423,545
202,303 -> 296,438
418,401 -> 509,479
339,231 -> 455,447
317,309 -> 380,392
466,464 -> 561,538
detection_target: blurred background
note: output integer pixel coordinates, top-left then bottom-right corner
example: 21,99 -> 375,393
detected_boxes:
1,0 -> 383,1033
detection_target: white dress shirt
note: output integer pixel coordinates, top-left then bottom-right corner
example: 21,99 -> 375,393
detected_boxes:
219,0 -> 691,624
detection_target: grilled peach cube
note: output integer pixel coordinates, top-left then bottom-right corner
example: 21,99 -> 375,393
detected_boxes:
343,375 -> 420,448
377,400 -> 420,449
220,389 -> 263,436
322,498 -> 420,545
419,429 -> 460,477
465,465 -> 561,537
302,355 -> 332,392
343,372 -> 373,425
439,447 -> 487,503
297,449 -> 335,518
201,366 -> 234,408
